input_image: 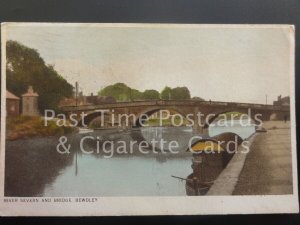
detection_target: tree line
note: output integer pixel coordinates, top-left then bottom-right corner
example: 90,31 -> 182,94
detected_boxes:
6,40 -> 74,112
6,40 -> 204,113
98,83 -> 204,101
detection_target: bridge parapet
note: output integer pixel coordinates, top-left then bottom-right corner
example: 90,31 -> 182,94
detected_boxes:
59,99 -> 290,113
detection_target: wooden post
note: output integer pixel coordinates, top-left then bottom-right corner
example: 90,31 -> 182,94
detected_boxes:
193,106 -> 200,134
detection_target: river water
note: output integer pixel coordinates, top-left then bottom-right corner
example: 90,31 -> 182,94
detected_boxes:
5,120 -> 255,197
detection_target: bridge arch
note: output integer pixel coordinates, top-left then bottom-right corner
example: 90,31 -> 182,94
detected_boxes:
77,111 -> 106,127
203,109 -> 258,129
133,107 -> 189,127
269,112 -> 290,121
270,113 -> 277,120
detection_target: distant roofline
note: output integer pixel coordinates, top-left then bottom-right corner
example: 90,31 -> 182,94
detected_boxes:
6,90 -> 20,100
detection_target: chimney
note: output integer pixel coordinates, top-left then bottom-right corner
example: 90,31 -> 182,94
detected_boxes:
278,95 -> 281,101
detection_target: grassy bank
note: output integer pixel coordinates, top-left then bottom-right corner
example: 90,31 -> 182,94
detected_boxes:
6,115 -> 76,140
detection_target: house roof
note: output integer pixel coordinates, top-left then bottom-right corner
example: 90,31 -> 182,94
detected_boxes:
6,90 -> 20,100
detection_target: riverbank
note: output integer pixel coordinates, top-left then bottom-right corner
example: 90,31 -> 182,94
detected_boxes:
6,116 -> 76,141
233,121 -> 292,195
206,120 -> 292,195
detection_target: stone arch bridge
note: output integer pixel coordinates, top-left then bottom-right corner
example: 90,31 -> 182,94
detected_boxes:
60,100 -> 290,133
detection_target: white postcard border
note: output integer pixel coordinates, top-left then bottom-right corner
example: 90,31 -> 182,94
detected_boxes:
0,23 -> 298,216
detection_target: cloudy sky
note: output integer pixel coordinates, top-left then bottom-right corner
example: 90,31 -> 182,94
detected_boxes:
3,23 -> 293,104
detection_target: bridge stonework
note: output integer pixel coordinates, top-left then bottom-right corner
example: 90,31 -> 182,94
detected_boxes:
60,100 -> 290,132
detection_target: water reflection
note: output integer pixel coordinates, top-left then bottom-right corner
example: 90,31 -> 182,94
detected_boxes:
5,137 -> 75,196
209,119 -> 256,139
5,121 -> 255,197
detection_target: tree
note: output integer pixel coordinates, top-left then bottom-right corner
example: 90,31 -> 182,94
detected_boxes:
142,89 -> 160,100
170,86 -> 191,100
98,84 -> 197,101
98,83 -> 160,101
6,40 -> 73,112
98,83 -> 131,101
130,88 -> 143,100
192,96 -> 205,101
160,86 -> 172,100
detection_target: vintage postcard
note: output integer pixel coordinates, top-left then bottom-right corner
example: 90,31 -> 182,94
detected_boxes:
0,23 -> 298,216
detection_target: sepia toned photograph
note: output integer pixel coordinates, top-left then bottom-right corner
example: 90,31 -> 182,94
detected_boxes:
0,23 -> 298,215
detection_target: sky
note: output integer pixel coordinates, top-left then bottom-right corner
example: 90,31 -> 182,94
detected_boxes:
3,23 -> 293,104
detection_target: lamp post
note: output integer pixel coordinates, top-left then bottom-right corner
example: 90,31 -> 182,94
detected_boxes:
75,81 -> 78,107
